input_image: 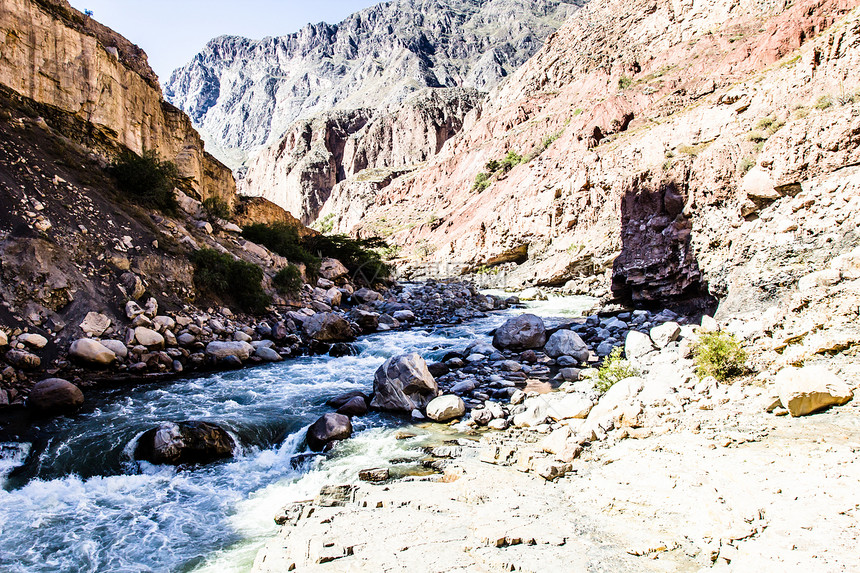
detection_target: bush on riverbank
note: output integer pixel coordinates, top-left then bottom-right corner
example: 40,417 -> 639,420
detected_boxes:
693,331 -> 747,382
273,264 -> 302,296
595,347 -> 638,392
190,248 -> 270,314
242,223 -> 391,283
108,149 -> 180,214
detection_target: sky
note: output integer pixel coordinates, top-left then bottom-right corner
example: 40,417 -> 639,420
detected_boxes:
68,1 -> 380,81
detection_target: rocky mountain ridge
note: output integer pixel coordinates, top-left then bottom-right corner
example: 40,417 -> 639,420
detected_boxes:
165,0 -> 583,169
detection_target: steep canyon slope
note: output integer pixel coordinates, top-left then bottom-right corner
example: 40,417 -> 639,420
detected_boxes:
165,0 -> 583,169
317,0 -> 860,316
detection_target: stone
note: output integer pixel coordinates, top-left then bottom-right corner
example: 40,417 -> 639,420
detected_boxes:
144,297 -> 158,318
125,301 -> 145,319
177,333 -> 196,346
700,315 -> 720,333
18,333 -> 48,349
27,378 -> 84,414
547,393 -> 593,421
255,346 -> 282,361
99,339 -> 128,359
586,377 -> 645,423
650,321 -> 681,348
233,331 -> 253,343
512,396 -> 549,428
303,312 -> 355,342
351,310 -> 379,332
336,396 -> 369,417
134,327 -> 165,348
0,331 -> 7,346
134,421 -> 235,465
427,362 -> 451,378
205,341 -> 254,361
624,331 -> 656,360
533,459 -> 571,481
544,329 -> 589,360
319,258 -> 349,280
426,394 -> 465,422
80,312 -> 111,337
152,316 -> 176,332
69,339 -> 115,365
471,408 -> 492,425
326,391 -> 369,409
493,314 -> 547,350
325,287 -> 342,307
359,468 -> 390,482
329,343 -> 358,357
354,288 -> 383,303
487,418 -> 509,430
306,413 -> 353,451
776,366 -> 854,417
393,309 -> 416,322
370,353 -> 439,413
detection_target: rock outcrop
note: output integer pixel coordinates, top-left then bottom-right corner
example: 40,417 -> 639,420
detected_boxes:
0,0 -> 235,205
370,353 -> 439,413
166,0 -> 583,168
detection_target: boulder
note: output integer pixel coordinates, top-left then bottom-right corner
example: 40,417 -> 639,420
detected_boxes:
0,331 -> 6,346
80,312 -> 111,337
650,321 -> 681,348
135,421 -> 235,465
5,349 -> 41,370
336,396 -> 369,417
586,376 -> 645,423
776,366 -> 854,417
326,391 -> 369,409
426,395 -> 465,422
134,327 -> 165,348
69,339 -> 116,365
306,413 -> 353,451
354,288 -> 383,303
255,346 -> 282,361
28,378 -> 84,414
624,331 -> 657,360
205,341 -> 254,361
303,312 -> 355,342
512,396 -> 549,428
329,342 -> 358,357
99,339 -> 128,359
325,287 -> 343,307
493,314 -> 547,350
544,330 -> 589,360
18,333 -> 48,349
547,393 -> 593,421
427,362 -> 451,378
351,310 -> 379,332
320,258 -> 349,280
392,309 -> 416,322
370,353 -> 439,413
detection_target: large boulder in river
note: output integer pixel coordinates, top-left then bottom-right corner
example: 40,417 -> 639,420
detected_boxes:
493,314 -> 546,350
28,378 -> 84,414
306,413 -> 353,451
303,312 -> 355,342
776,365 -> 854,417
69,338 -> 116,365
370,353 -> 439,413
336,396 -> 369,417
426,395 -> 465,422
544,330 -> 589,361
135,421 -> 235,465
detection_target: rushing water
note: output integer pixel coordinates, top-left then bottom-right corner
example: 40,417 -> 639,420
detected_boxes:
0,295 -> 595,573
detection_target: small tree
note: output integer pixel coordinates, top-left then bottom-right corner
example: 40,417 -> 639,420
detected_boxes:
108,149 -> 180,213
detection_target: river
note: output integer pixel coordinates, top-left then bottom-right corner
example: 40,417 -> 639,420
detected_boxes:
0,295 -> 595,572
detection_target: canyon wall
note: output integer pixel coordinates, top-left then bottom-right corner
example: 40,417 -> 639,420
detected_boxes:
0,0 -> 235,205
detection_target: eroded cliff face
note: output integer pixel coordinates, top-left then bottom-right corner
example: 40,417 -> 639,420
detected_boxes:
0,0 -> 235,205
165,0 -> 583,169
242,88 -> 484,224
324,0 -> 860,313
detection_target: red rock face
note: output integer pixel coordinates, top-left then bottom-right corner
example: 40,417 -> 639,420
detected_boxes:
319,0 -> 860,308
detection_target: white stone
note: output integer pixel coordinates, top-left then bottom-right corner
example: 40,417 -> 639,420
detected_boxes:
776,366 -> 853,417
546,392 -> 593,420
649,321 -> 681,348
134,327 -> 165,348
69,339 -> 116,365
80,312 -> 111,336
544,329 -> 589,360
99,339 -> 128,359
18,333 -> 48,349
625,331 -> 656,360
426,394 -> 466,422
206,341 -> 254,361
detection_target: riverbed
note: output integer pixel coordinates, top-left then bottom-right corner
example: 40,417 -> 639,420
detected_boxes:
0,295 -> 595,573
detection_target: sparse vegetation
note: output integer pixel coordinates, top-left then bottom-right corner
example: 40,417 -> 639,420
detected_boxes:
273,264 -> 303,297
737,157 -> 755,175
472,150 -> 525,192
242,222 -> 320,274
203,196 -> 232,220
814,95 -> 833,110
108,149 -> 180,213
313,213 -> 335,234
472,172 -> 491,193
677,142 -> 711,157
693,331 -> 748,382
618,76 -> 633,90
595,347 -> 639,392
190,249 -> 270,314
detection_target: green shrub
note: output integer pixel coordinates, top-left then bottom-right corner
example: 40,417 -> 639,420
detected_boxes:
693,331 -> 748,382
814,95 -> 833,110
595,347 -> 639,393
737,157 -> 755,175
303,234 -> 391,284
485,159 -> 501,172
618,76 -> 633,90
190,248 -> 271,314
242,222 -> 320,273
203,197 -> 232,220
273,264 -> 303,296
498,151 -> 523,173
313,213 -> 335,234
108,149 -> 180,213
473,172 -> 491,193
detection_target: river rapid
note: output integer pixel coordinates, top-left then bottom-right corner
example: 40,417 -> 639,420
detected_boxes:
0,295 -> 594,573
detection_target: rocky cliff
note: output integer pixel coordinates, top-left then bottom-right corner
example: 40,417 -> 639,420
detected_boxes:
165,0 -> 583,169
242,88 -> 484,223
321,0 -> 860,315
0,0 -> 235,205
